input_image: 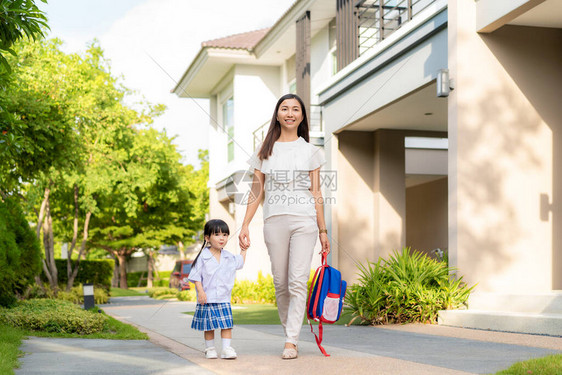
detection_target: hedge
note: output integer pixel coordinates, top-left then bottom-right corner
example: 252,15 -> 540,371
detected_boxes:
0,198 -> 42,307
0,299 -> 107,334
127,270 -> 170,288
44,259 -> 114,291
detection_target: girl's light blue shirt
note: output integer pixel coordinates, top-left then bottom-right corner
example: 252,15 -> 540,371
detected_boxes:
188,247 -> 244,303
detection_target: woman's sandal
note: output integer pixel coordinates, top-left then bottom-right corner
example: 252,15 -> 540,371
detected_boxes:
282,345 -> 298,359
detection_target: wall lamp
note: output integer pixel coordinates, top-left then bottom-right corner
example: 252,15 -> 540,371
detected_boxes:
437,69 -> 455,97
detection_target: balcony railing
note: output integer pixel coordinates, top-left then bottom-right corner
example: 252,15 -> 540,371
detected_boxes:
253,104 -> 323,150
355,0 -> 436,56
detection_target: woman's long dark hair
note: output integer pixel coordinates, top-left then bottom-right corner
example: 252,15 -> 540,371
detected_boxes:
258,94 -> 310,160
191,219 -> 230,268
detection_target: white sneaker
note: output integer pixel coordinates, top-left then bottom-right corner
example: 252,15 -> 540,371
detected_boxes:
221,346 -> 237,359
204,347 -> 218,359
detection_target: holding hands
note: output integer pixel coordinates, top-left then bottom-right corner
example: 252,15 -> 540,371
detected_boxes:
239,224 -> 250,251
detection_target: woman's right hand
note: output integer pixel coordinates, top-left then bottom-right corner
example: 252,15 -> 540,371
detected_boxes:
239,224 -> 251,251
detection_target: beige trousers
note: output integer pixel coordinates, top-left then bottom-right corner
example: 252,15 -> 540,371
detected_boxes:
263,214 -> 318,345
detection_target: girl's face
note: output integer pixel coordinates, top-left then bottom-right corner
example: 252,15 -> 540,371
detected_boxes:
205,231 -> 228,250
276,98 -> 303,130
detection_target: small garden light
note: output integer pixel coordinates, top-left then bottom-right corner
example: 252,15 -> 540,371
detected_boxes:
83,283 -> 95,310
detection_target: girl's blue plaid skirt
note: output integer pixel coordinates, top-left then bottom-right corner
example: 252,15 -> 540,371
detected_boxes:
191,302 -> 233,331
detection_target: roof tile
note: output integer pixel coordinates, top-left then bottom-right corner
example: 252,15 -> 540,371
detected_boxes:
201,28 -> 270,51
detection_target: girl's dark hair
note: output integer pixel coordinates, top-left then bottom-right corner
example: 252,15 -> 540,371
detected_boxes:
258,94 -> 309,160
191,219 -> 230,268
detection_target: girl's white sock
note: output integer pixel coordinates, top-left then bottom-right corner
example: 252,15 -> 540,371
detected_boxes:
222,338 -> 231,348
205,339 -> 214,348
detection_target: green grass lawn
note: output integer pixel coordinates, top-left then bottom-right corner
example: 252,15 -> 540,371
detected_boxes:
495,354 -> 562,374
0,324 -> 24,375
110,287 -> 147,297
184,304 -> 356,325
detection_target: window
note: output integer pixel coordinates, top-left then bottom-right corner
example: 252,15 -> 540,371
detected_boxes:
223,97 -> 234,162
331,48 -> 338,76
181,263 -> 192,274
329,18 -> 337,75
289,80 -> 296,94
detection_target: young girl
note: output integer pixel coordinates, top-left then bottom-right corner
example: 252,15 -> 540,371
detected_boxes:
188,219 -> 246,359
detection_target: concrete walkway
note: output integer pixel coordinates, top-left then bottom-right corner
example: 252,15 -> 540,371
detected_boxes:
16,296 -> 562,375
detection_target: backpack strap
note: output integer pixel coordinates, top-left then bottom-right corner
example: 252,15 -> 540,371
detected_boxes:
307,253 -> 328,319
306,265 -> 322,318
311,265 -> 327,318
308,253 -> 330,357
309,320 -> 330,357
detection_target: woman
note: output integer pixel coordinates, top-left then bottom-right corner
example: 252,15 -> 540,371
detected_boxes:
238,93 -> 330,359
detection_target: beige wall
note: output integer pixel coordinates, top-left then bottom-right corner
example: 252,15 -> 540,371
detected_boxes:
208,187 -> 238,255
374,130 -> 407,257
337,130 -> 407,283
406,177 -> 448,255
449,0 -> 562,292
337,131 -> 376,282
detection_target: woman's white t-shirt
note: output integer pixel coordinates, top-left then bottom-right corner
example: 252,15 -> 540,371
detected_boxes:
247,137 -> 326,221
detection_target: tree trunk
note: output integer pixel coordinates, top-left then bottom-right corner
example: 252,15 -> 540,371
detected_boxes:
47,206 -> 57,291
110,253 -> 119,288
147,250 -> 154,288
42,198 -> 58,294
66,211 -> 92,291
36,186 -> 50,239
66,184 -> 80,290
178,241 -> 185,260
117,251 -> 128,289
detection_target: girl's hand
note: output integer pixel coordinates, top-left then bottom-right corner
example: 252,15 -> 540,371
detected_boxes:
197,291 -> 207,305
239,225 -> 251,251
319,232 -> 330,255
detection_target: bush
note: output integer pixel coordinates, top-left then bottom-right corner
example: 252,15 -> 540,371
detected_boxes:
345,248 -> 475,325
231,272 -> 276,304
177,289 -> 196,302
0,198 -> 42,307
127,270 -> 170,288
0,299 -> 107,334
49,259 -> 114,291
126,271 -> 145,288
22,283 -> 57,300
56,285 -> 109,305
23,283 -> 109,305
147,287 -> 178,299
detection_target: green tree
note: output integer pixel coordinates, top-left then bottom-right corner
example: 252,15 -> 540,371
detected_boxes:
0,39 -> 83,193
188,149 -> 209,231
0,196 -> 42,306
4,38 -> 153,292
88,128 -> 197,289
3,37 -> 207,294
0,0 -> 48,76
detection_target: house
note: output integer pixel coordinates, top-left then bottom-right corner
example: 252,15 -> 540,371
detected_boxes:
174,0 -> 562,335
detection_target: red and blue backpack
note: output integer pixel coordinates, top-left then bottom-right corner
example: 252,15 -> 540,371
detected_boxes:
307,254 -> 347,357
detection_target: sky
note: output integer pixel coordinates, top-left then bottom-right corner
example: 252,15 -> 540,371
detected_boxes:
38,0 -> 295,168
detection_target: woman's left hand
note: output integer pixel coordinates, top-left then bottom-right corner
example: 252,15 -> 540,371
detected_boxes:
319,232 -> 330,255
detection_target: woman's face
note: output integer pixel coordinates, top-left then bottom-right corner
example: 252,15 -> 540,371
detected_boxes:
276,98 -> 303,130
